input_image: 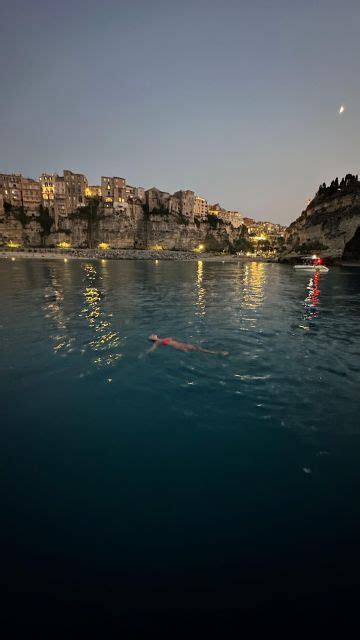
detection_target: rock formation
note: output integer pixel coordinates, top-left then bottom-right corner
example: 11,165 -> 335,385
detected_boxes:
0,188 -> 249,253
284,175 -> 360,259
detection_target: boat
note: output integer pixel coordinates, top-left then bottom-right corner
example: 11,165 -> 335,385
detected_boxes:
293,255 -> 329,273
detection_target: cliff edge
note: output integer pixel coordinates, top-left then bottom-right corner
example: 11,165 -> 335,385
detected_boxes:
284,174 -> 360,259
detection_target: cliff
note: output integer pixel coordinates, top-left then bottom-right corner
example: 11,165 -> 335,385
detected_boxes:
284,175 -> 360,259
0,202 -> 249,253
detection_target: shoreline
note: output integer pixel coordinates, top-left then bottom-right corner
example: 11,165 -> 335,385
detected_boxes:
0,248 -> 274,263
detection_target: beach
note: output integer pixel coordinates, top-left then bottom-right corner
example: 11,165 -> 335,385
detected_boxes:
0,248 -> 270,262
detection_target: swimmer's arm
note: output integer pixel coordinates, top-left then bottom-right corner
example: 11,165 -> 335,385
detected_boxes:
147,341 -> 160,353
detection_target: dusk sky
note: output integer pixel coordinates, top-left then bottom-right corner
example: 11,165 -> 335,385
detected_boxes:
1,0 -> 359,224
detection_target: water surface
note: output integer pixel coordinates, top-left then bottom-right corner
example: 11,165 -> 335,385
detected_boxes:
1,259 -> 360,629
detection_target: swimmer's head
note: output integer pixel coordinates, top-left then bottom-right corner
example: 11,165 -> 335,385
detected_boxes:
148,334 -> 158,342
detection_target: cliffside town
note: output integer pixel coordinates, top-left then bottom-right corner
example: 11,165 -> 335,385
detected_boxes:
0,170 -> 285,254
284,174 -> 360,260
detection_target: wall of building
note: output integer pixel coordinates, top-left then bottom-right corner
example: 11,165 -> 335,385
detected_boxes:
64,170 -> 87,214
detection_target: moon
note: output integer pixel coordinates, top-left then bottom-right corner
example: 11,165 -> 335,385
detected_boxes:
339,105 -> 345,114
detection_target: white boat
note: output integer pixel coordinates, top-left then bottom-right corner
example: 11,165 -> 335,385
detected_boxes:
293,255 -> 329,273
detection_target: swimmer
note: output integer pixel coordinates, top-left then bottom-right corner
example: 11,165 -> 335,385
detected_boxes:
148,334 -> 228,356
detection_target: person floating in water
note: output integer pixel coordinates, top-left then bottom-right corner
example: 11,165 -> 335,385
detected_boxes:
148,334 -> 228,356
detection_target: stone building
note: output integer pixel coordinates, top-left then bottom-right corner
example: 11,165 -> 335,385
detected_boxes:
134,186 -> 145,203
145,188 -> 180,215
208,203 -> 224,214
0,173 -> 22,208
220,211 -> 244,228
63,169 -> 88,213
173,190 -> 196,221
54,176 -> 66,221
101,176 -> 126,209
21,177 -> 42,212
0,173 -> 41,213
243,217 -> 256,227
194,196 -> 208,219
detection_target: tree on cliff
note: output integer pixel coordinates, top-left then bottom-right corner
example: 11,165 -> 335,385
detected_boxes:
231,236 -> 252,254
37,204 -> 54,247
13,205 -> 29,227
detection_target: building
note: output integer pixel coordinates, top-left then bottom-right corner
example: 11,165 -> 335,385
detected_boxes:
39,173 -> 56,204
246,220 -> 287,254
194,196 -> 208,218
134,187 -> 145,203
125,184 -> 136,201
39,173 -> 67,226
145,187 -> 179,214
63,170 -> 88,214
247,221 -> 286,237
54,176 -> 66,220
101,176 -> 126,208
0,173 -> 41,213
0,193 -> 4,217
21,177 -> 42,212
0,173 -> 22,208
221,210 -> 244,228
208,203 -> 224,215
85,185 -> 102,198
173,190 -> 196,221
243,217 -> 256,227
208,203 -> 243,227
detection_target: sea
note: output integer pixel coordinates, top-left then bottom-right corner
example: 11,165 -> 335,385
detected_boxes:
1,258 -> 360,631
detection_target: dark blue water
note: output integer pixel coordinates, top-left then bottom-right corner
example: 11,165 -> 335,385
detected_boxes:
1,259 -> 360,631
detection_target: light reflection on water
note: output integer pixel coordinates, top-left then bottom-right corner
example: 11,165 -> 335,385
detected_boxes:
302,271 -> 321,328
196,260 -> 206,319
242,261 -> 267,311
43,266 -> 75,354
80,263 -> 122,367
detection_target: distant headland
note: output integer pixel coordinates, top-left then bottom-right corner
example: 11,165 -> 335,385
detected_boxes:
283,173 -> 360,260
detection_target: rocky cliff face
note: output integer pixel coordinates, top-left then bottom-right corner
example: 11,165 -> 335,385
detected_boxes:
284,178 -> 360,259
0,203 -> 248,252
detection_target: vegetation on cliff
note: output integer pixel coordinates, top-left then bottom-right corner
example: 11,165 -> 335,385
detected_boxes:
69,197 -> 102,248
37,205 -> 54,247
315,174 -> 359,202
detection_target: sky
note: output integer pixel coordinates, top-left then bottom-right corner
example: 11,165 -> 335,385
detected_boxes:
1,0 -> 359,225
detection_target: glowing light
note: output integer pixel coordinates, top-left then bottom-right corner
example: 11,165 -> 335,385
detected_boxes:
155,259 -> 159,264
98,242 -> 110,250
11,257 -> 16,261
7,241 -> 21,248
57,241 -> 71,249
64,258 -> 68,263
339,104 -> 345,114
311,254 -> 317,260
193,244 -> 205,253
101,259 -> 106,264
150,244 -> 163,251
196,260 -> 206,317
